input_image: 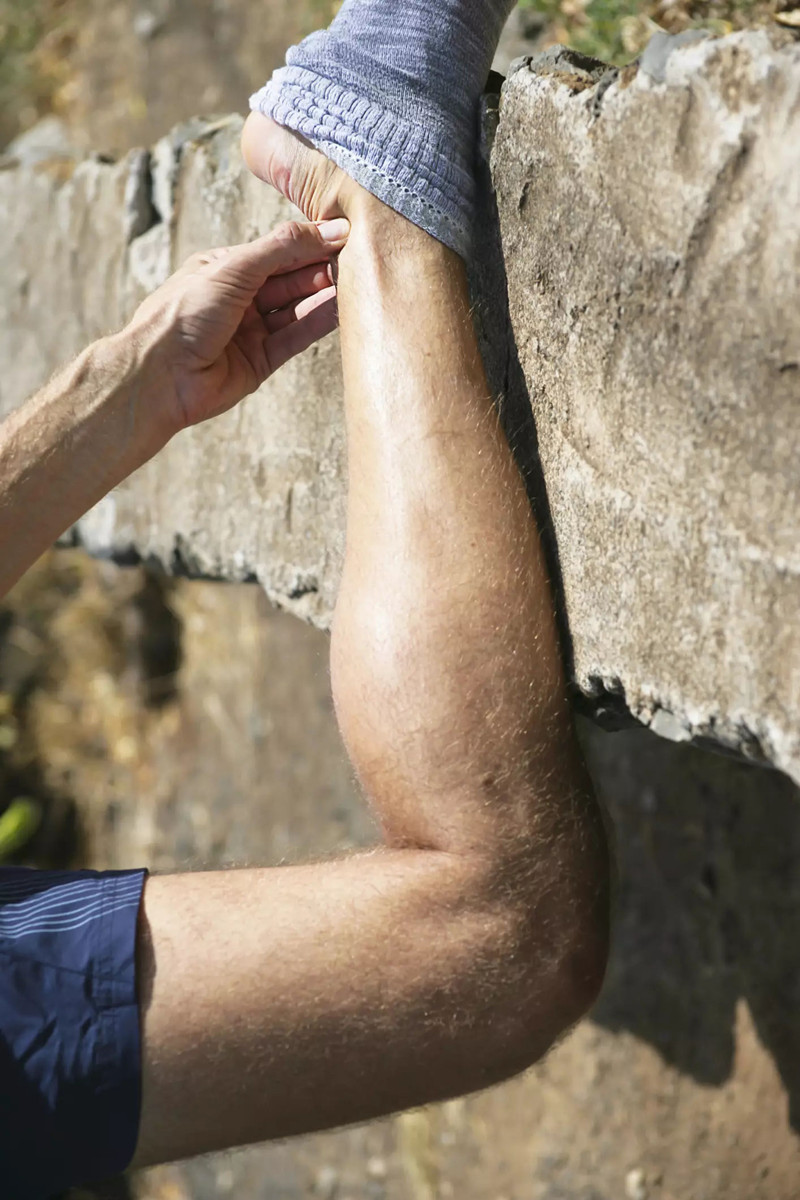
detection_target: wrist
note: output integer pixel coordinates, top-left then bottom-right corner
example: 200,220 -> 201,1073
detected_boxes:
0,323 -> 178,597
101,318 -> 181,461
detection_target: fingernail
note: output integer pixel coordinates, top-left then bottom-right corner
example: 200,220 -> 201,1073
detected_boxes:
317,218 -> 350,243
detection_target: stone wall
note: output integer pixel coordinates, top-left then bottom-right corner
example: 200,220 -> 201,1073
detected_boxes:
2,30 -> 798,784
493,30 -> 800,785
2,27 -> 800,1200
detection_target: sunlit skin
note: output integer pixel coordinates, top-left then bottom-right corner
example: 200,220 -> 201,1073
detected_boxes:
128,120 -> 610,1165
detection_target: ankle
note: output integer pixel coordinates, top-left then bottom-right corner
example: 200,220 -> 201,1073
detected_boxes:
343,196 -> 457,274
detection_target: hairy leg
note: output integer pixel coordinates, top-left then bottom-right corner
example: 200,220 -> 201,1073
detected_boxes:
130,183 -> 608,1169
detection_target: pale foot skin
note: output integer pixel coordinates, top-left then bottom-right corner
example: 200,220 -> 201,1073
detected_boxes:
130,116 -> 609,1168
241,111 -> 357,222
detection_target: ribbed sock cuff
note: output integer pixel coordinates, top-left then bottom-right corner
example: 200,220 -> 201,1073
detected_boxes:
250,65 -> 476,258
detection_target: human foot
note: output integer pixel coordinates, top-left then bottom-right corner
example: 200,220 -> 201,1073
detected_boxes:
247,0 -> 517,258
242,111 -> 429,273
241,112 -> 360,225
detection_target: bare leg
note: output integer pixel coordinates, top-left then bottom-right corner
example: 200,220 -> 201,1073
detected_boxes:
130,184 -> 608,1167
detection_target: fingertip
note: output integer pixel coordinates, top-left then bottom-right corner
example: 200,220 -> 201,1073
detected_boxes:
294,284 -> 338,321
261,218 -> 347,275
316,218 -> 350,245
266,293 -> 339,373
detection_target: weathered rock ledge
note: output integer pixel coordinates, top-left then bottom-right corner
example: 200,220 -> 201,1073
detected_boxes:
0,31 -> 798,782
493,30 -> 800,783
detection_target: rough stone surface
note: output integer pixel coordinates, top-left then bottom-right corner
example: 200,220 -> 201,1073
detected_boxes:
2,32 -> 798,785
492,30 -> 800,783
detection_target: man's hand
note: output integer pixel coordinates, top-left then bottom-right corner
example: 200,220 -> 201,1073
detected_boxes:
0,218 -> 349,600
128,217 -> 349,433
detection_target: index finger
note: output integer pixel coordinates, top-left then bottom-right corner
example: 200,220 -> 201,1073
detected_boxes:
256,261 -> 334,315
222,219 -> 350,289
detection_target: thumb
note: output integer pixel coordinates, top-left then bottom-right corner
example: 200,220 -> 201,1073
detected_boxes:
220,219 -> 350,290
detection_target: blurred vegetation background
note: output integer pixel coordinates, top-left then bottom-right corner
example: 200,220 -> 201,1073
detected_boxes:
518,0 -> 778,65
0,0 -> 341,149
0,0 -> 78,145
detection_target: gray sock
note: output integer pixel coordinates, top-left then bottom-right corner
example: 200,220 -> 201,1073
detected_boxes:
250,0 -> 516,258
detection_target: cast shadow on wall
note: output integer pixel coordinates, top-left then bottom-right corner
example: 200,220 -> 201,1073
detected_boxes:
585,724 -> 800,1132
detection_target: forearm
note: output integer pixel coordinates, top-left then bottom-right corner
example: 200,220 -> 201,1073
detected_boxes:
133,851 -> 530,1165
0,332 -> 170,598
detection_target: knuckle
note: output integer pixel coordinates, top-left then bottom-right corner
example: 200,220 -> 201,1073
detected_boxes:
276,219 -> 307,246
182,250 -> 208,273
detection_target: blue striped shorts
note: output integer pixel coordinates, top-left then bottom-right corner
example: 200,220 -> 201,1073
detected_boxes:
0,866 -> 147,1198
